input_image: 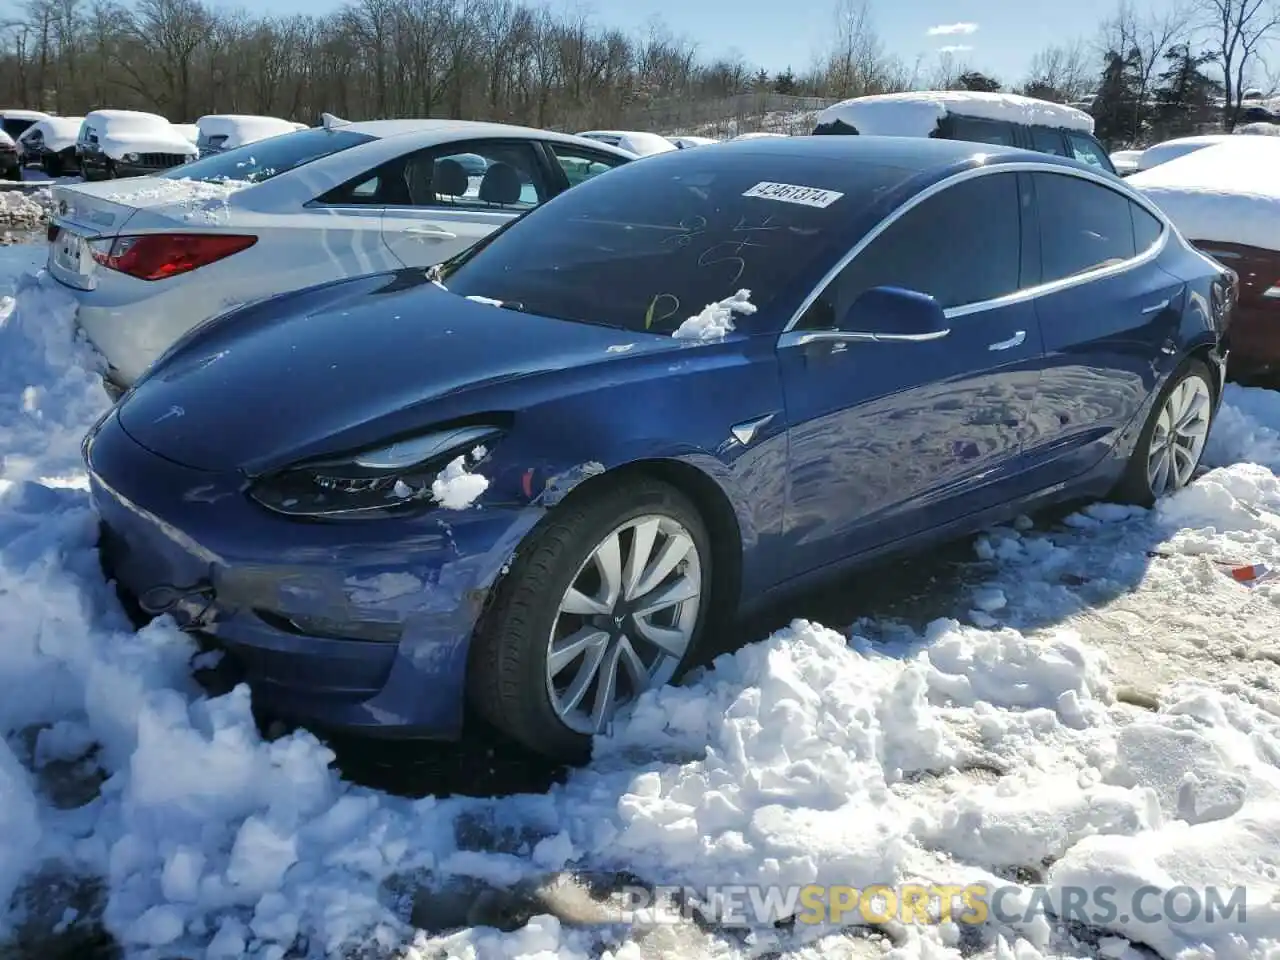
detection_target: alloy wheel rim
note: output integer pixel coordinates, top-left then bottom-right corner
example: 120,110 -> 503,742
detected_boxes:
545,515 -> 702,735
1147,374 -> 1212,498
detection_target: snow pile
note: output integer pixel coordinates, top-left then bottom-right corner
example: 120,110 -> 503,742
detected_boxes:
0,187 -> 53,227
3,256 -> 1280,960
1130,136 -> 1280,251
813,90 -> 1094,138
671,288 -> 756,341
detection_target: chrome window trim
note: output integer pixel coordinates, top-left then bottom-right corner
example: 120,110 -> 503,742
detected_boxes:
779,159 -> 1174,337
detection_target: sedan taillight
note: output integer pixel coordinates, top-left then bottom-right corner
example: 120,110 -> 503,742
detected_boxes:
88,233 -> 257,281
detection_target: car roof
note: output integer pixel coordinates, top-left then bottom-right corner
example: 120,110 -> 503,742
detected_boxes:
339,118 -> 634,154
703,132 -> 1042,171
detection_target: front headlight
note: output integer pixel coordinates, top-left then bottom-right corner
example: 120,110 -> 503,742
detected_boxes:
123,152 -> 139,162
247,425 -> 500,518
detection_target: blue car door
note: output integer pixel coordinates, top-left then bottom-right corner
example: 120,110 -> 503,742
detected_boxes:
777,169 -> 1048,577
1022,170 -> 1187,483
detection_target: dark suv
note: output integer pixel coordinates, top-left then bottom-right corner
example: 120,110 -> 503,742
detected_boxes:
812,91 -> 1117,175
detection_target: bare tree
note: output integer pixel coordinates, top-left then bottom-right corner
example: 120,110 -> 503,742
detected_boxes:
1022,41 -> 1095,100
1197,0 -> 1280,124
1098,0 -> 1192,136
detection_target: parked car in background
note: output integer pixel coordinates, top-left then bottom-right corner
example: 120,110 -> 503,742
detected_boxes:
1131,136 -> 1280,382
1135,135 -> 1234,173
195,114 -> 298,157
18,116 -> 84,176
668,135 -> 719,148
576,129 -> 674,155
83,135 -> 1231,763
47,118 -> 635,391
812,90 -> 1117,174
0,109 -> 49,141
1110,149 -> 1142,176
75,110 -> 198,180
0,130 -> 20,180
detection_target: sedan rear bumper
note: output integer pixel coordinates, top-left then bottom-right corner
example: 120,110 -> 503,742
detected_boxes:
84,409 -> 539,738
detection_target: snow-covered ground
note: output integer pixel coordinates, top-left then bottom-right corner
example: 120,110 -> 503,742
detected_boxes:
2,249 -> 1280,960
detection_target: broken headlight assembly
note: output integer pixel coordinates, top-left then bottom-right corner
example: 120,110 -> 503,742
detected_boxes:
247,424 -> 501,518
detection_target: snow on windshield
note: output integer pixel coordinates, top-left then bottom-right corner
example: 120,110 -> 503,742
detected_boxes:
1130,136 -> 1280,251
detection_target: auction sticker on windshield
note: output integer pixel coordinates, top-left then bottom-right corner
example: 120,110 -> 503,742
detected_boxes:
742,181 -> 844,208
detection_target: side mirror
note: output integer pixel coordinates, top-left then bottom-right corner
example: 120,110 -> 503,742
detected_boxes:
838,285 -> 950,342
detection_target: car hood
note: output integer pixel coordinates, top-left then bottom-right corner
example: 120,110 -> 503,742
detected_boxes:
116,271 -> 682,474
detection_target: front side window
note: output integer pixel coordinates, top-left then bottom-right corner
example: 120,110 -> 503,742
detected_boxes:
1034,172 -> 1136,282
161,128 -> 374,184
1066,133 -> 1110,170
398,142 -> 546,210
801,171 -> 1023,326
439,153 -> 910,333
550,144 -> 628,187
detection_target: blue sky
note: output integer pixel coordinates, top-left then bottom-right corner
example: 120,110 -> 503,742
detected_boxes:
200,0 -> 1143,85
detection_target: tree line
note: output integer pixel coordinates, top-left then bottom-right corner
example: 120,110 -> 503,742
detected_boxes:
0,0 -> 1274,147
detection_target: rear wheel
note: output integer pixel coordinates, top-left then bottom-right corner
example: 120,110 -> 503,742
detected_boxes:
1112,358 -> 1215,505
467,478 -> 712,763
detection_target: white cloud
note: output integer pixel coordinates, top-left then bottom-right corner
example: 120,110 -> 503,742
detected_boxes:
938,44 -> 974,53
927,22 -> 979,35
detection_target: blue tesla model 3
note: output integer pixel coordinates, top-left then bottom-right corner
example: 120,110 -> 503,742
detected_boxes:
84,135 -> 1233,762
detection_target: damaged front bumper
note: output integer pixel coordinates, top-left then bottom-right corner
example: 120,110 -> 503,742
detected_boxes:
84,409 -> 541,739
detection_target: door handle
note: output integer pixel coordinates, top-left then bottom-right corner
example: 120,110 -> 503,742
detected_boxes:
1141,298 -> 1170,315
988,330 -> 1026,351
404,225 -> 457,240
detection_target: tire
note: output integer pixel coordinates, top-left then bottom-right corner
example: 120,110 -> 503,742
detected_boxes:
1111,357 -> 1216,506
467,478 -> 714,763
44,155 -> 61,178
78,160 -> 90,181
104,159 -> 117,179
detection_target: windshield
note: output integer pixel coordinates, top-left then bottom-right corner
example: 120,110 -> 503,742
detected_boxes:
160,128 -> 374,184
2,118 -> 35,139
441,151 -> 907,333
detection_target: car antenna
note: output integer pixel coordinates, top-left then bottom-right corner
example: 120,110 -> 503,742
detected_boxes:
321,112 -> 351,132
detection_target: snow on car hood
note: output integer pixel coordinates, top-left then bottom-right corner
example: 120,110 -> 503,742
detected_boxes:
1135,135 -> 1234,172
814,90 -> 1096,136
1130,136 -> 1280,252
96,131 -> 198,161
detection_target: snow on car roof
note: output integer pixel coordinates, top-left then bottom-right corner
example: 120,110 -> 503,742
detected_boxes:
814,90 -> 1095,137
1136,134 -> 1234,172
1129,136 -> 1280,251
0,109 -> 48,121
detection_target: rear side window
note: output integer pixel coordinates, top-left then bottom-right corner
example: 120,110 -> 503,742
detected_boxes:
815,171 -> 1023,317
1066,133 -> 1111,171
1034,172 -> 1136,281
1131,202 -> 1163,253
160,128 -> 374,184
948,116 -> 1018,147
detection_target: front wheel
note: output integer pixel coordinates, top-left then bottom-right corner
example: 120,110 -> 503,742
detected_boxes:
1113,358 -> 1216,505
468,478 -> 713,762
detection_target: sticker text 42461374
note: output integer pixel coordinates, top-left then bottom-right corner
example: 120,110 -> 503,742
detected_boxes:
741,181 -> 844,209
